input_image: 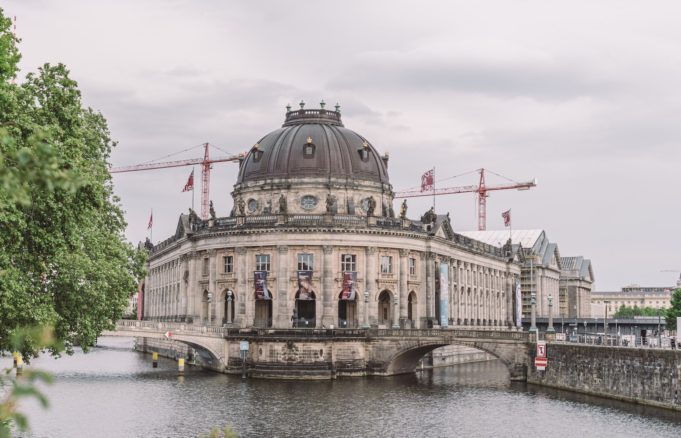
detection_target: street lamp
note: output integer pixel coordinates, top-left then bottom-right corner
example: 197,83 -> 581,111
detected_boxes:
603,300 -> 609,345
547,294 -> 555,334
529,256 -> 537,334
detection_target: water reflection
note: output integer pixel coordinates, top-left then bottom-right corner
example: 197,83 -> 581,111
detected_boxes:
6,337 -> 681,438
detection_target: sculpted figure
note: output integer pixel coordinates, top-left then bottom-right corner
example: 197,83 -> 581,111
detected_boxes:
367,196 -> 376,217
237,197 -> 245,216
326,193 -> 337,214
279,194 -> 287,214
400,199 -> 408,219
209,200 -> 216,220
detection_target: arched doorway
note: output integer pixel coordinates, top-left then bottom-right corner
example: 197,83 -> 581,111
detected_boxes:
295,290 -> 316,328
338,291 -> 357,328
378,290 -> 392,327
407,291 -> 417,328
254,292 -> 272,328
223,289 -> 235,324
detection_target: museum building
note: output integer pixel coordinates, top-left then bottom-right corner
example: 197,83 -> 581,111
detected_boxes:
141,105 -> 522,330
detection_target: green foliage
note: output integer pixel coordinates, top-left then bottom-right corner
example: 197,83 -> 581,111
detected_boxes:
665,288 -> 681,331
0,326 -> 59,438
0,6 -> 146,361
612,304 -> 666,319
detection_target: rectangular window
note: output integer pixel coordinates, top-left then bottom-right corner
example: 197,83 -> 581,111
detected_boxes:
380,255 -> 392,274
409,257 -> 416,276
223,255 -> 233,273
256,254 -> 270,272
341,254 -> 356,272
298,253 -> 314,271
202,258 -> 209,276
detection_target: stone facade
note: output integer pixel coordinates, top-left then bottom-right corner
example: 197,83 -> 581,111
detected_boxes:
142,107 -> 521,331
591,285 -> 676,318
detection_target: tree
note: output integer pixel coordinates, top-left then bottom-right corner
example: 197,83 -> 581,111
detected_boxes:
0,6 -> 146,360
666,288 -> 681,331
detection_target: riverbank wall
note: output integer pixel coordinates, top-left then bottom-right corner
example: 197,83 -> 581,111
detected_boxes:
528,343 -> 681,411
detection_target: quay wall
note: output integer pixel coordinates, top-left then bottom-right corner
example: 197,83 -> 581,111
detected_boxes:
528,343 -> 681,411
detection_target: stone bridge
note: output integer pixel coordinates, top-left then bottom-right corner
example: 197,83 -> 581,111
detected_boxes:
103,320 -> 531,380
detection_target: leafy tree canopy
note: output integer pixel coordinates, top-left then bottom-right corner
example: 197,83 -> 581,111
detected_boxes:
612,304 -> 666,319
0,7 -> 146,360
665,288 -> 681,331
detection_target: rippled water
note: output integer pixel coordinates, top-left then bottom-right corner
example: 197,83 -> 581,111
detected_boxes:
4,337 -> 681,437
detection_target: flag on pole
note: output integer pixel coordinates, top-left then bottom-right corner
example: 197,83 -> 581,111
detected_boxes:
502,209 -> 511,227
182,170 -> 194,192
147,211 -> 153,229
421,168 -> 434,192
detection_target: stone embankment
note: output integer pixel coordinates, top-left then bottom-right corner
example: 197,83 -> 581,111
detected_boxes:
528,343 -> 681,411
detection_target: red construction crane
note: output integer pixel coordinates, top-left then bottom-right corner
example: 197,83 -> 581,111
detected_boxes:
110,143 -> 245,219
394,168 -> 537,231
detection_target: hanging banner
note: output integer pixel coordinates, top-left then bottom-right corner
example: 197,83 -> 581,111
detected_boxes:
439,262 -> 449,327
341,272 -> 357,300
515,279 -> 522,328
297,270 -> 314,300
254,271 -> 271,300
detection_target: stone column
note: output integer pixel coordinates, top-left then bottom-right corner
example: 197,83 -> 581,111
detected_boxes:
187,253 -> 197,322
425,253 -> 434,325
365,247 -> 377,327
322,245 -> 335,328
277,245 -> 289,328
236,247 -> 250,327
398,249 -> 408,327
209,250 -> 217,325
449,259 -> 456,327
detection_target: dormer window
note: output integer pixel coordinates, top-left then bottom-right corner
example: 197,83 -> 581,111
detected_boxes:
304,137 -> 316,158
358,140 -> 370,161
252,143 -> 263,162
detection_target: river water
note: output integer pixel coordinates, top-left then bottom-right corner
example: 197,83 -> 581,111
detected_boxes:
4,337 -> 681,438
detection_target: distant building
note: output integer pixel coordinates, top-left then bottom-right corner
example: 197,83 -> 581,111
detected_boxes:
559,256 -> 594,318
591,281 -> 679,318
459,230 -> 594,319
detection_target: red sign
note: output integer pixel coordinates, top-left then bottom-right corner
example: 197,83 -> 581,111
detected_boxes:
535,357 -> 547,371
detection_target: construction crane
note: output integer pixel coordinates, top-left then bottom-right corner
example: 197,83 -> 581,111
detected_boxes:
110,143 -> 245,219
394,168 -> 537,231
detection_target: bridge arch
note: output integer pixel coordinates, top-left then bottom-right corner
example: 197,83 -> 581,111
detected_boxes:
382,340 -> 527,380
102,330 -> 226,372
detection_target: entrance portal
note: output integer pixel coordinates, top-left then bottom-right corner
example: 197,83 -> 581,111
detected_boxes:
378,290 -> 392,327
295,290 -> 316,328
407,291 -> 416,328
338,292 -> 357,328
254,297 -> 272,328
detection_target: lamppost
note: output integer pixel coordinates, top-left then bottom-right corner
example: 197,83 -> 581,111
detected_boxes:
603,300 -> 609,345
657,308 -> 662,348
547,294 -> 555,335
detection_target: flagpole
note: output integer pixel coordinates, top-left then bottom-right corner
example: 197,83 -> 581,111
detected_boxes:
192,167 -> 195,212
509,208 -> 512,242
150,208 -> 153,243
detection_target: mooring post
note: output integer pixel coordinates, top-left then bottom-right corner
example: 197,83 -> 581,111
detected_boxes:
178,357 -> 185,375
15,354 -> 23,376
152,351 -> 159,368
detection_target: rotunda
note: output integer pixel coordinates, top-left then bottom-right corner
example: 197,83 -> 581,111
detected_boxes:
143,104 -> 521,331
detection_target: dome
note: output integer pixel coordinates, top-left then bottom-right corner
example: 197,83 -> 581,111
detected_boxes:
236,107 -> 390,186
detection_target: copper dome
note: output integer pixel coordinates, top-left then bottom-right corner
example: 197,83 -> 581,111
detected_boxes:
236,108 -> 390,185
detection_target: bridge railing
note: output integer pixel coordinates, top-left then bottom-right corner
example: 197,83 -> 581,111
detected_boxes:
114,320 -> 529,342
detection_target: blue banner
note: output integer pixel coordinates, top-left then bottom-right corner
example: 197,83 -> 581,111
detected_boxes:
439,263 -> 449,327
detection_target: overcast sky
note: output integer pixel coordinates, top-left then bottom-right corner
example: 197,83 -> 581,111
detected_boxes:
6,0 -> 681,290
